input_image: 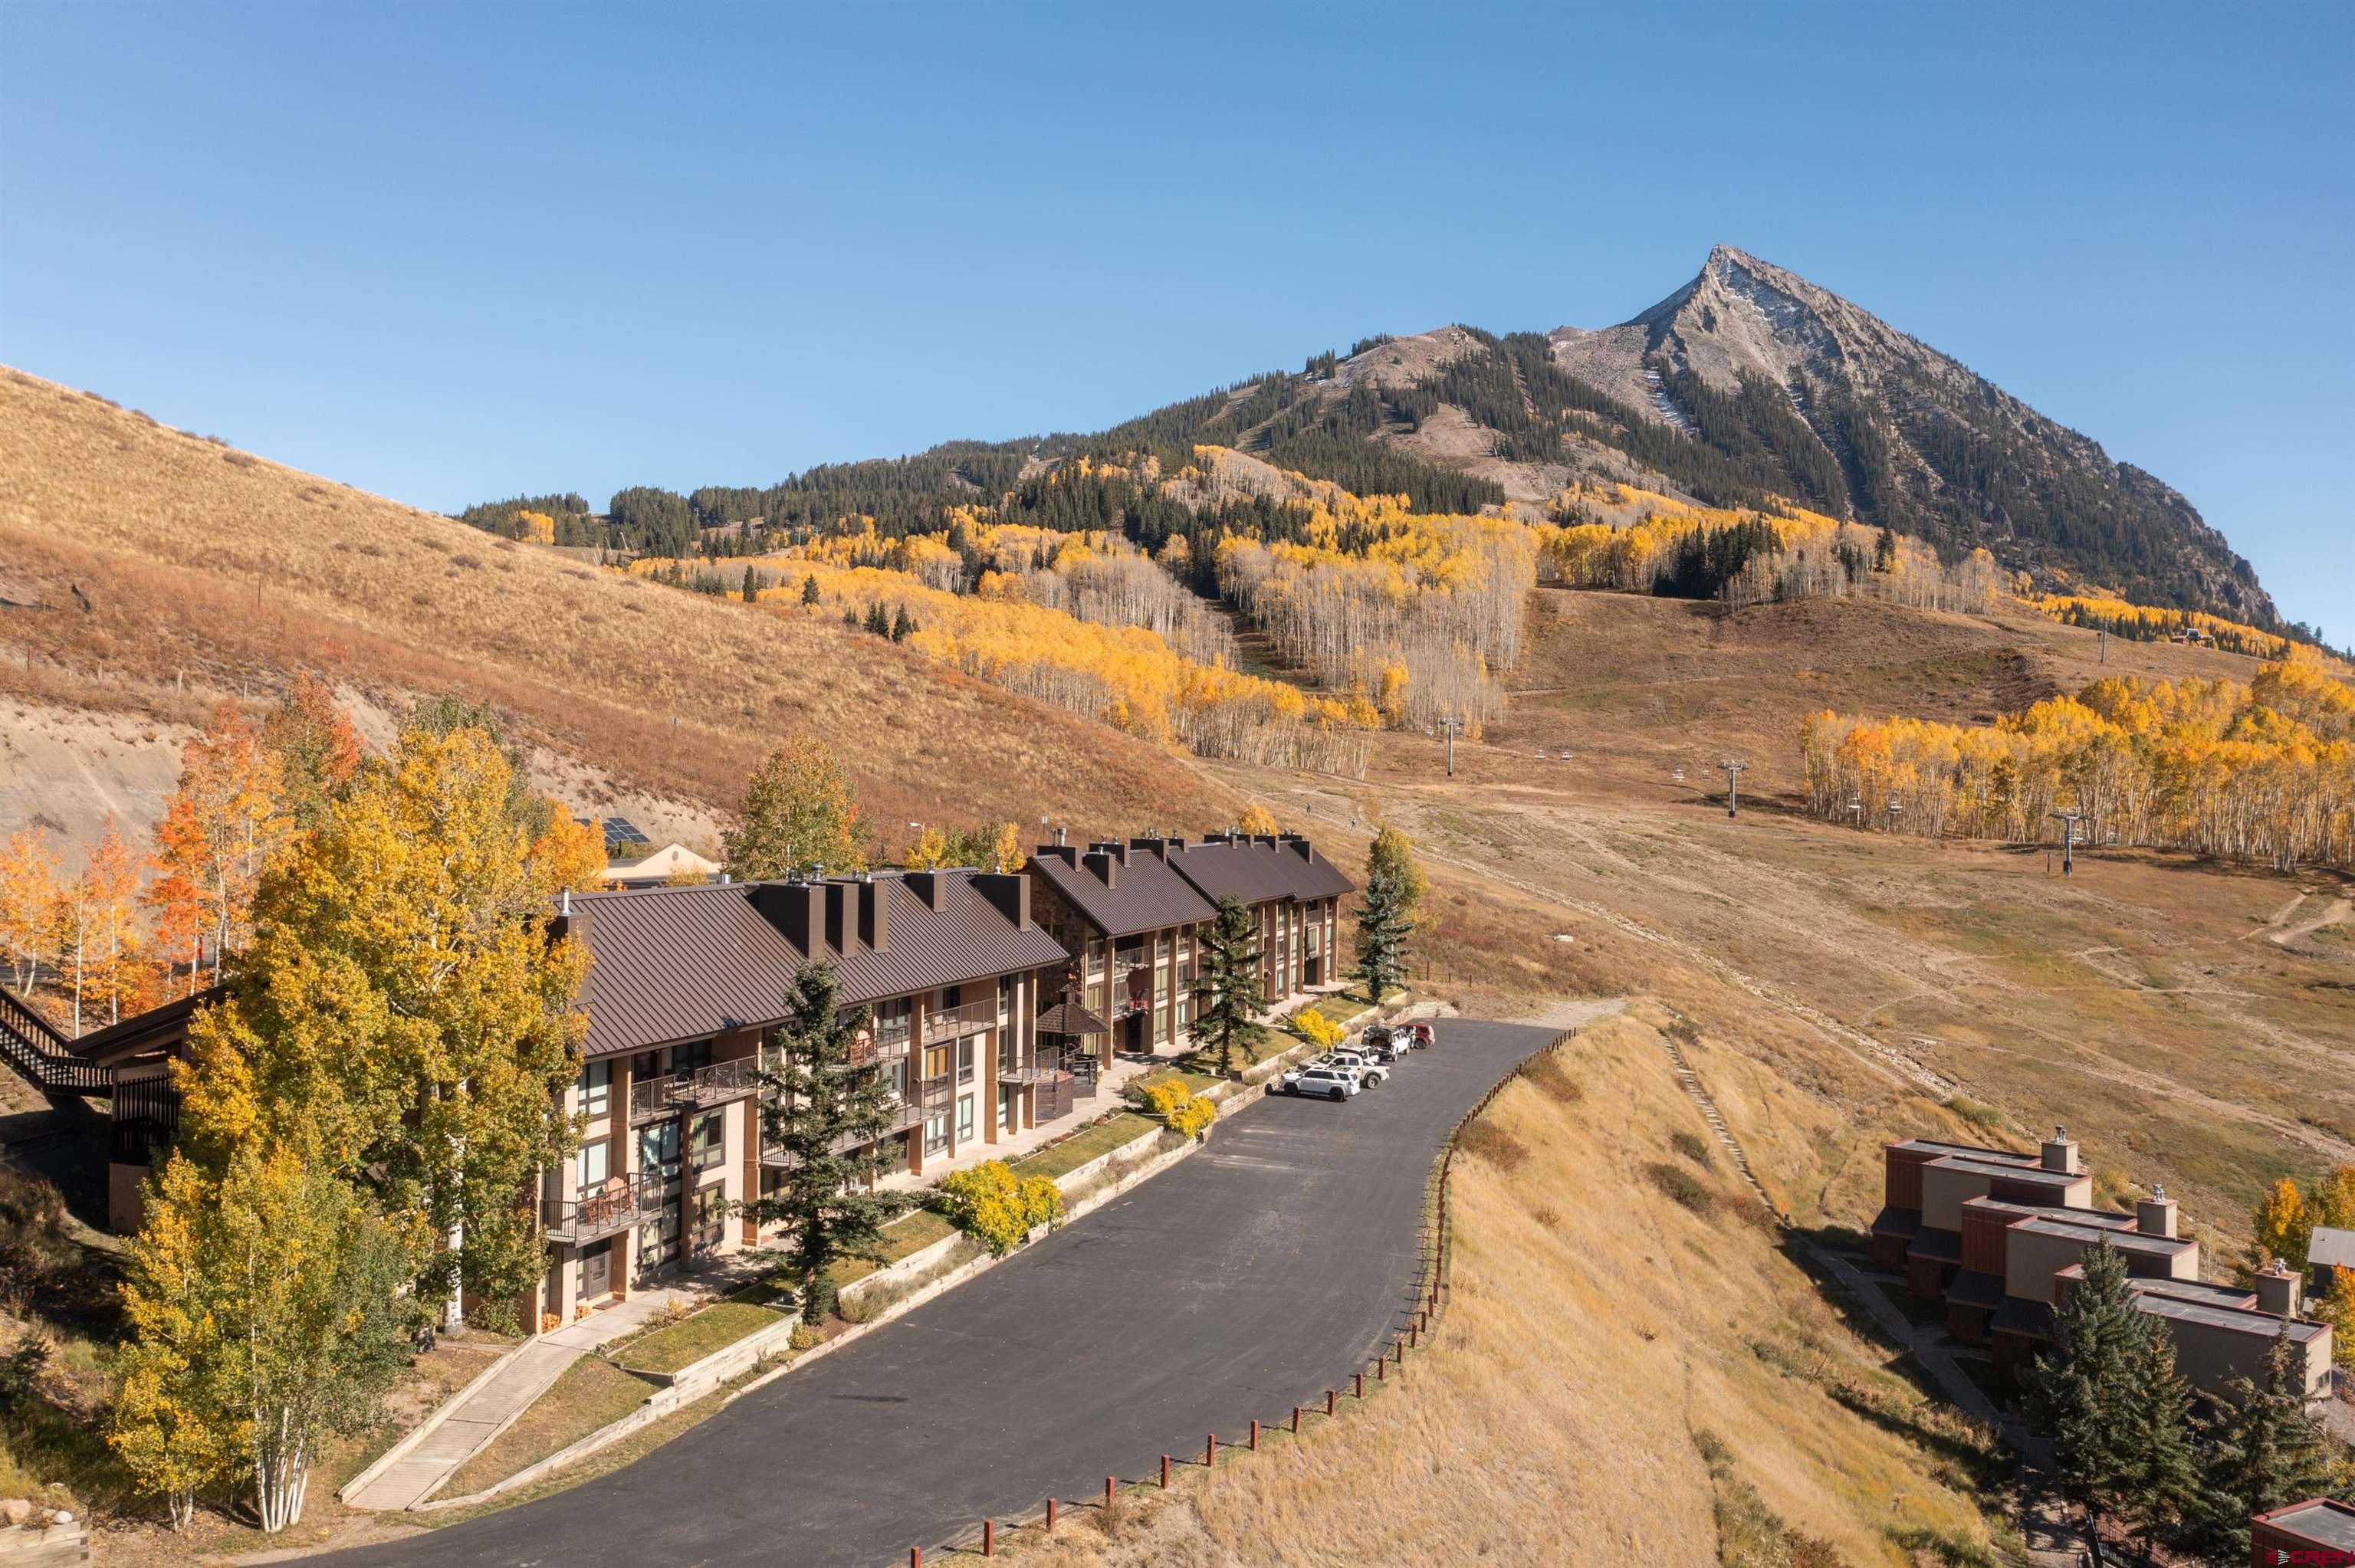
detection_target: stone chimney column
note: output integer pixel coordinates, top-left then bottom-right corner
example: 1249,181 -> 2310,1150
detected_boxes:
2256,1255 -> 2302,1318
2040,1125 -> 2081,1175
2136,1186 -> 2178,1238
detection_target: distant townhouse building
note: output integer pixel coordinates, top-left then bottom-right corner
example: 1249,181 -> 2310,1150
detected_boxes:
2252,1497 -> 2355,1566
1026,832 -> 1354,1069
1028,839 -> 1216,1066
1162,832 -> 1352,1004
77,867 -> 1069,1331
1873,1126 -> 2333,1410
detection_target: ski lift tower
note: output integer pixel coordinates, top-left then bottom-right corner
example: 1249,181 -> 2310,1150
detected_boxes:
2048,808 -> 2083,877
1720,759 -> 1746,819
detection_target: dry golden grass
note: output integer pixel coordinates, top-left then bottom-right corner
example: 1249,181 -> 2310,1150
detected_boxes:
0,366 -> 1237,847
1002,1009 -> 2015,1566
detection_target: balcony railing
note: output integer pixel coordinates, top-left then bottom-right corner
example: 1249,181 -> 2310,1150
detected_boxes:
542,1173 -> 666,1245
1111,952 -> 1149,980
920,998 -> 997,1045
917,1072 -> 957,1114
997,1060 -> 1061,1086
1109,989 -> 1146,1020
629,1058 -> 762,1123
760,1100 -> 926,1168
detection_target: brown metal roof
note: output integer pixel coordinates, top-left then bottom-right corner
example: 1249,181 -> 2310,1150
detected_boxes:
1165,833 -> 1354,907
1027,846 -> 1215,939
1034,999 -> 1109,1036
71,986 -> 222,1066
568,872 -> 1066,1058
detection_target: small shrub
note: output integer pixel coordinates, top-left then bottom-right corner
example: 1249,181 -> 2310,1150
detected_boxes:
1646,1162 -> 1715,1215
1943,1094 -> 2004,1133
1138,1081 -> 1216,1140
1458,1120 -> 1529,1173
787,1324 -> 821,1352
1524,1054 -> 1583,1104
222,451 -> 257,468
937,1160 -> 1066,1255
1670,1130 -> 1712,1166
1289,1006 -> 1345,1050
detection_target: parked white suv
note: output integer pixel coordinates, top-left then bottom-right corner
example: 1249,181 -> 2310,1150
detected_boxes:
1282,1064 -> 1363,1101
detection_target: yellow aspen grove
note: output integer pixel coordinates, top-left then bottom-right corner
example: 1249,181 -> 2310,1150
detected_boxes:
77,818 -> 149,1029
147,701 -> 288,982
988,821 -> 1024,874
1798,651 -> 2354,871
905,825 -> 951,869
2028,593 -> 2351,669
1237,804 -> 1281,836
0,826 -> 61,992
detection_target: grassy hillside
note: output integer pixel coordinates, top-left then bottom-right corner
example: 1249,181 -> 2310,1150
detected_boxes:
1011,1009 -> 2019,1566
1486,586 -> 2280,797
0,367 -> 1237,853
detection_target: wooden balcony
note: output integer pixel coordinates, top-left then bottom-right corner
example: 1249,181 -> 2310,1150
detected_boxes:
629,1058 -> 762,1123
543,1173 -> 665,1245
760,1100 -> 925,1169
920,998 -> 998,1045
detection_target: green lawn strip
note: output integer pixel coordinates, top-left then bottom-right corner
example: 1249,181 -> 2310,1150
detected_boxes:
613,1301 -> 789,1376
442,1355 -> 652,1498
828,1209 -> 957,1291
1008,1112 -> 1161,1183
1132,1067 -> 1221,1098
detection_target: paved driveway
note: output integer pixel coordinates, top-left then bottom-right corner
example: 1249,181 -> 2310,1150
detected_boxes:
327,1016 -> 1566,1568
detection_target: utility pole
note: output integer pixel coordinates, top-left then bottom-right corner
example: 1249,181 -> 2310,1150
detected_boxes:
1439,717 -> 1461,778
1720,759 -> 1746,819
2048,809 -> 2081,877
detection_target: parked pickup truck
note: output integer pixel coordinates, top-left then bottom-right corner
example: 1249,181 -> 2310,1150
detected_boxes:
1321,1050 -> 1389,1087
1352,1028 -> 1404,1066
1281,1064 -> 1363,1101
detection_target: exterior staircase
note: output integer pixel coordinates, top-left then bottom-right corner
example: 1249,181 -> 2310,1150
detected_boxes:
0,988 -> 111,1100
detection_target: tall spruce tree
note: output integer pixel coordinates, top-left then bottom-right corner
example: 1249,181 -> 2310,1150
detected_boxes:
2024,1238 -> 2143,1512
2193,1326 -> 2334,1561
740,565 -> 758,603
1352,864 -> 1413,1002
738,963 -> 917,1323
800,573 -> 822,605
1193,895 -> 1267,1077
2111,1314 -> 2202,1559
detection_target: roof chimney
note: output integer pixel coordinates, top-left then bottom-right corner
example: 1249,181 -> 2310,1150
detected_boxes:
1252,833 -> 1279,848
2136,1186 -> 2178,1239
754,880 -> 827,953
1279,832 -> 1314,861
905,871 -> 951,911
2041,1125 -> 2081,1176
1082,849 -> 1118,889
974,871 -> 1033,930
2256,1255 -> 2302,1318
1054,825 -> 1067,847
860,878 -> 890,951
1130,835 -> 1170,861
823,881 -> 855,953
1036,842 -> 1078,866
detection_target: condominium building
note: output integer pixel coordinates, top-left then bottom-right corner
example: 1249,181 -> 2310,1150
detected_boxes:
1873,1127 -> 2332,1410
75,867 -> 1071,1330
1027,831 -> 1354,1070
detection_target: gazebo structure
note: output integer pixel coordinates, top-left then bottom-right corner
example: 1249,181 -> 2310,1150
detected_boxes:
1033,991 -> 1109,1118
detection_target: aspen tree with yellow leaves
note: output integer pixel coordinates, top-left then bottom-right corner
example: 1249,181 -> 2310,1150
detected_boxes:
0,827 -> 61,992
1798,652 -> 2353,870
176,722 -> 587,1324
146,702 -> 287,988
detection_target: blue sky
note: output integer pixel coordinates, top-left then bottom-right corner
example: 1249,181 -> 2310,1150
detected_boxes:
5,4 -> 2349,639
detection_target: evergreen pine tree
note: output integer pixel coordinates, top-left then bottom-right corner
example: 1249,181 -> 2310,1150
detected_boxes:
1192,895 -> 1267,1078
864,602 -> 890,636
890,605 -> 916,643
737,963 -> 917,1323
1874,525 -> 1897,572
842,605 -> 859,630
740,565 -> 759,603
2192,1326 -> 2334,1561
2111,1314 -> 2202,1559
1351,864 -> 1413,1002
800,573 -> 821,606
2024,1239 -> 2143,1512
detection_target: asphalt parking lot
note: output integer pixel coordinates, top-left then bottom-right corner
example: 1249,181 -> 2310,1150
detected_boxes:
324,1016 -> 1565,1568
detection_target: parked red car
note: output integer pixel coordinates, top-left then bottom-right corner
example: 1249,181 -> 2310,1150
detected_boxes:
1409,1021 -> 1436,1048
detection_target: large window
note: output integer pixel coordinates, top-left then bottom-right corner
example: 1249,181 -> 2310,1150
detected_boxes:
690,1110 -> 724,1176
579,1138 -> 609,1190
957,1039 -> 976,1085
956,1094 -> 976,1143
580,1060 -> 611,1119
672,1039 -> 712,1076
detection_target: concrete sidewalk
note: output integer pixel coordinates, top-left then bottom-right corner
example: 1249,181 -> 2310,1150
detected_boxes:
347,1258 -> 764,1511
